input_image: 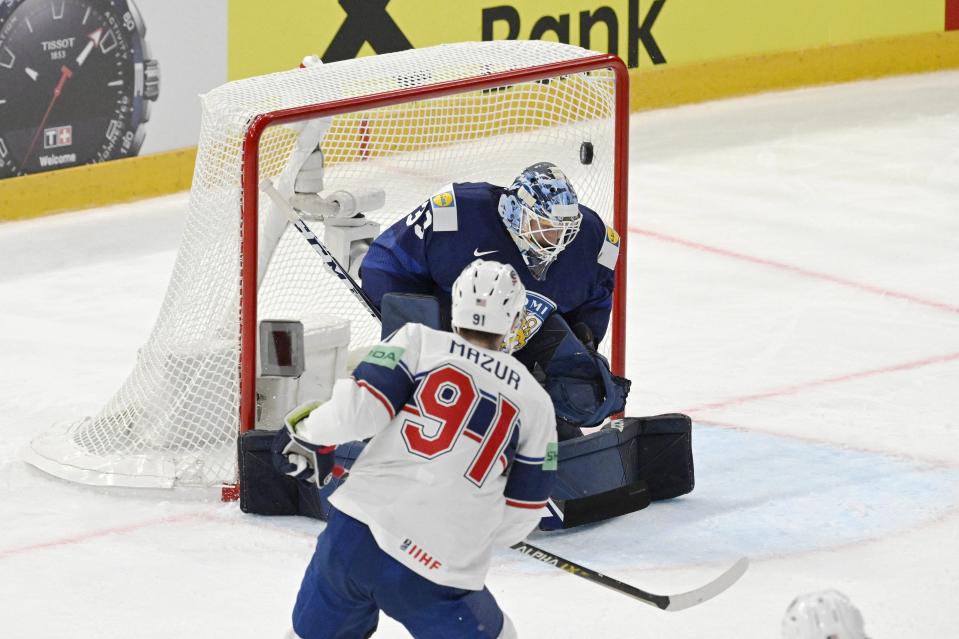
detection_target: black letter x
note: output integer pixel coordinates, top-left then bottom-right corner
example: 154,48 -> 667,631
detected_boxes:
323,0 -> 413,63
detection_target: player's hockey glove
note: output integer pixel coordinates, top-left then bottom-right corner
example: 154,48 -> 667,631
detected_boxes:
271,401 -> 336,487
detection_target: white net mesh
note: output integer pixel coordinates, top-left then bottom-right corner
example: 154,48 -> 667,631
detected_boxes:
24,40 -> 625,488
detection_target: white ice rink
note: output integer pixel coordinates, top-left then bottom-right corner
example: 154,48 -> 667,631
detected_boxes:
2,70 -> 958,638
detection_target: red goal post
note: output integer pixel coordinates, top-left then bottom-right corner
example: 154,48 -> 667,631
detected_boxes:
240,51 -> 630,435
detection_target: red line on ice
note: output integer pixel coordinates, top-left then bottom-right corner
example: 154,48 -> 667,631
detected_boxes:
0,512 -> 207,560
632,227 -> 959,316
682,351 -> 959,413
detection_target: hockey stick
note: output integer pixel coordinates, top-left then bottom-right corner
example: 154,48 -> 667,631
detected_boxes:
510,542 -> 748,612
259,179 -> 381,321
334,462 -> 744,610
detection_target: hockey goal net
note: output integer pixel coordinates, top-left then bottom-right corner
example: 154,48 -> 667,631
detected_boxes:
23,40 -> 629,489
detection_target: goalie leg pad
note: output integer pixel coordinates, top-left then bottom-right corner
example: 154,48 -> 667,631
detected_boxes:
241,415 -> 693,528
538,414 -> 694,530
238,431 -> 366,519
556,414 -> 694,501
238,430 -> 300,515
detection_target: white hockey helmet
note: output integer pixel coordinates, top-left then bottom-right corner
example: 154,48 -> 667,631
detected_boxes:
451,259 -> 526,338
497,162 -> 582,280
781,590 -> 868,639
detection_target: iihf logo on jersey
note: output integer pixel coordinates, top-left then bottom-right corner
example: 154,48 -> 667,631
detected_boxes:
399,537 -> 443,570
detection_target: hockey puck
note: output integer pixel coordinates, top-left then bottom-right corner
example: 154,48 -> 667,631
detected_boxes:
579,141 -> 594,164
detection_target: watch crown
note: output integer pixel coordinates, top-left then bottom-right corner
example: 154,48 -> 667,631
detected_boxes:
144,59 -> 160,101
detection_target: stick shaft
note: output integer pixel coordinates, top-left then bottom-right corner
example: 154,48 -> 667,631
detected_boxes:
511,542 -> 749,612
511,541 -> 670,609
260,180 -> 381,321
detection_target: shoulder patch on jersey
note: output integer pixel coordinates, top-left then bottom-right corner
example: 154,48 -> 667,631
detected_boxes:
605,226 -> 621,246
597,224 -> 621,271
363,345 -> 405,369
430,184 -> 458,232
502,291 -> 557,353
432,191 -> 454,207
543,442 -> 559,471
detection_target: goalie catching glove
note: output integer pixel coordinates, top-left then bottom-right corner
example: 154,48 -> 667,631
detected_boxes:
271,401 -> 336,486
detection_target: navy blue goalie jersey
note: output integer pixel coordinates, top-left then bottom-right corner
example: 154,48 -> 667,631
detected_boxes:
360,182 -> 620,351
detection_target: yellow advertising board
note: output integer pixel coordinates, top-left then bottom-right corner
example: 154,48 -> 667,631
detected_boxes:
5,0 -> 957,220
228,0 -> 947,79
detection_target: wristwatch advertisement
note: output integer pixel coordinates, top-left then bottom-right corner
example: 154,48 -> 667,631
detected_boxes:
0,0 -> 159,178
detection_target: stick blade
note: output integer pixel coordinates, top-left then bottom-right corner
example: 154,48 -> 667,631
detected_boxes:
559,480 -> 650,529
664,557 -> 749,612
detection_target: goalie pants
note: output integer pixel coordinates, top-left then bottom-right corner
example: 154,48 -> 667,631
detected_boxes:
293,509 -> 512,639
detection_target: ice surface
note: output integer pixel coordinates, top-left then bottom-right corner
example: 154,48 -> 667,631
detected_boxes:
2,71 -> 958,637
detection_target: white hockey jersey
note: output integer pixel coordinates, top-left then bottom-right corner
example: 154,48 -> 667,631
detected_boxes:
297,323 -> 557,590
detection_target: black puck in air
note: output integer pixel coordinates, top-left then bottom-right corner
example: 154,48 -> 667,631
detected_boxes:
579,141 -> 594,165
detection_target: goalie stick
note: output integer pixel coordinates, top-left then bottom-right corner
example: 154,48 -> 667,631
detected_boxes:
259,179 -> 381,321
511,542 -> 749,612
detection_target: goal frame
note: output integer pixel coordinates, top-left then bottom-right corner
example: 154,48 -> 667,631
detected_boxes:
239,53 -> 630,436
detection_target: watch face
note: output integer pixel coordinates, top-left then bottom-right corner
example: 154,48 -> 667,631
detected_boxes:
0,0 -> 147,177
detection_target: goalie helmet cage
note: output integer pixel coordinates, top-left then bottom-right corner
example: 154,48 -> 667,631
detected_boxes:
22,40 -> 630,490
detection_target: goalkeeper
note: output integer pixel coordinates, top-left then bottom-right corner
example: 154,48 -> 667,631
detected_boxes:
358,161 -> 630,437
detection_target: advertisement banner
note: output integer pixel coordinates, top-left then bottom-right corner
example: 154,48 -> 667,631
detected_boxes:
2,0 -> 955,201
0,0 -> 226,179
228,0 -> 946,80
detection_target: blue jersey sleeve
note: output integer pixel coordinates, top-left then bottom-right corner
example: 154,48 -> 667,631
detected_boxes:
361,183 -> 508,313
360,200 -> 436,309
491,398 -> 557,546
503,448 -> 556,509
560,208 -> 618,344
562,263 -> 615,345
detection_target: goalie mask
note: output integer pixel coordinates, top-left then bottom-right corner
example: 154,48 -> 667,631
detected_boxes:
498,162 -> 583,280
451,259 -> 526,338
781,590 -> 868,639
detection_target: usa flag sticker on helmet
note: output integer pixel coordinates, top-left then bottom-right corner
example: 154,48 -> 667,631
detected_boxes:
597,225 -> 621,270
430,184 -> 458,232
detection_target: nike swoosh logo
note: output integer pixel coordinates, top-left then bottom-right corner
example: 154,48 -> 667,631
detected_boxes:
473,249 -> 498,257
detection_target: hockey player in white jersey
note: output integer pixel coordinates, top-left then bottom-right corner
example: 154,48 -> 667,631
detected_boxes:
274,259 -> 557,638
